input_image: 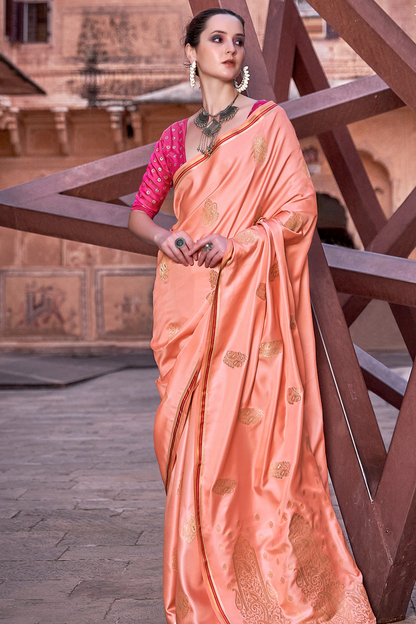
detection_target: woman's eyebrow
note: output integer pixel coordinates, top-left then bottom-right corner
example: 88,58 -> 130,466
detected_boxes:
209,30 -> 245,37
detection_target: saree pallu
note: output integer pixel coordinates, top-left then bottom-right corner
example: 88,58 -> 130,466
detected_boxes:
151,103 -> 375,624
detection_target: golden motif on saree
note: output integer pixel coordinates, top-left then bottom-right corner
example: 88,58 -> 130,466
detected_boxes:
269,262 -> 280,282
238,407 -> 264,425
256,283 -> 266,301
213,478 -> 237,496
206,291 -> 215,305
232,535 -> 290,624
202,198 -> 219,226
171,548 -> 178,571
289,513 -> 345,620
168,323 -> 180,339
235,229 -> 260,245
176,587 -> 190,619
209,269 -> 219,290
253,135 -> 268,165
284,213 -> 303,233
177,473 -> 183,497
223,350 -> 247,368
268,461 -> 291,479
159,254 -> 168,282
181,513 -> 196,543
259,340 -> 283,358
287,387 -> 303,404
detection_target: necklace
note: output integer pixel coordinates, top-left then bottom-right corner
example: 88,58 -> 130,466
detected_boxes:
194,93 -> 239,157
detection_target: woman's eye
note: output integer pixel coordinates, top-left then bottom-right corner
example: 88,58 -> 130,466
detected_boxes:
235,39 -> 245,47
211,36 -> 222,43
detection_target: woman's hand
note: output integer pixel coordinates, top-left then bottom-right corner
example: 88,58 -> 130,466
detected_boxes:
190,234 -> 229,268
155,229 -> 196,266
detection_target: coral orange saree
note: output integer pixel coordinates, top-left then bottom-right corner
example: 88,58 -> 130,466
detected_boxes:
151,103 -> 375,624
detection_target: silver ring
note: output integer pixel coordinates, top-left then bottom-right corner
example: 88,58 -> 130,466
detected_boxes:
175,237 -> 186,249
202,242 -> 213,252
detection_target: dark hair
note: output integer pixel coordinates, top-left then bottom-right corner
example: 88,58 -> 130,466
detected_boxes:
184,8 -> 245,49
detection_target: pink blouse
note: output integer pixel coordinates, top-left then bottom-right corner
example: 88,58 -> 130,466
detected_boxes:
131,101 -> 268,219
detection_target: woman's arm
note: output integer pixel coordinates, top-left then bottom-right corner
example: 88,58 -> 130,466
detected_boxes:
128,210 -> 195,267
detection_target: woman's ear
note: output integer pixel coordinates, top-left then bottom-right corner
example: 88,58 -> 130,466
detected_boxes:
185,43 -> 196,65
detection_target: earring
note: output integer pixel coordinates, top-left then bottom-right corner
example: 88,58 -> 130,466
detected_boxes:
234,66 -> 250,93
189,61 -> 197,89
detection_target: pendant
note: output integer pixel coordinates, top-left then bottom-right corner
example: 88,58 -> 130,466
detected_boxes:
202,118 -> 221,138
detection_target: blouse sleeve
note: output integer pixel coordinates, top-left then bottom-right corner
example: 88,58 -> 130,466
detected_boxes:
131,131 -> 174,219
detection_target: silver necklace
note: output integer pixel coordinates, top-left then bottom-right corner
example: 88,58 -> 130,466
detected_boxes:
194,94 -> 239,157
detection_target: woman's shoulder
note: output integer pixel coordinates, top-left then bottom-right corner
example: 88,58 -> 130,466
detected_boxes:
160,118 -> 188,141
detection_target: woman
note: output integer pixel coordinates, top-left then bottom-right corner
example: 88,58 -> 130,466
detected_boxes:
128,8 -> 375,624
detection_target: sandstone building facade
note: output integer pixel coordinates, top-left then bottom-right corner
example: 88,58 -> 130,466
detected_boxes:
0,0 -> 415,352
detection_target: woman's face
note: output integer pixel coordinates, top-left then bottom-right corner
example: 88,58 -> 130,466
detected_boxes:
187,14 -> 245,85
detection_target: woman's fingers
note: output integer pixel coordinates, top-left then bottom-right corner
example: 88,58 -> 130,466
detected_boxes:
162,232 -> 195,265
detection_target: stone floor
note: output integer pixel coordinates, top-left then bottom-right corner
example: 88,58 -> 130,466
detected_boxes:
0,358 -> 415,623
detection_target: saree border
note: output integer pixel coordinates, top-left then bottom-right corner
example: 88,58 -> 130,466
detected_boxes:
173,102 -> 279,190
164,360 -> 200,493
194,245 -> 234,624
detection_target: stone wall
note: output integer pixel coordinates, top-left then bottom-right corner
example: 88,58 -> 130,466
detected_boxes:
1,0 -> 416,352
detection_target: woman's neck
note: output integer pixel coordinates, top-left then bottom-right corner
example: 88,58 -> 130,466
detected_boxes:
199,80 -> 239,116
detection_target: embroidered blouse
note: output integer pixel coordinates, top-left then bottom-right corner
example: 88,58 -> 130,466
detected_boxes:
131,101 -> 268,219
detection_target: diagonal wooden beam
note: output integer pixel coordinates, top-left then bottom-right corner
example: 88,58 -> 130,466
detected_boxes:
309,232 -> 387,496
307,0 -> 416,113
0,143 -> 156,204
263,0 -> 297,103
291,4 -> 388,247
355,345 -> 406,411
341,188 -> 416,357
324,245 -> 416,307
281,75 -> 404,139
372,366 -> 416,621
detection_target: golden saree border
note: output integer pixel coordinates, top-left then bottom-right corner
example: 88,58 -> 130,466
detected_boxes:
173,102 -> 279,190
164,361 -> 200,493
194,245 -> 234,624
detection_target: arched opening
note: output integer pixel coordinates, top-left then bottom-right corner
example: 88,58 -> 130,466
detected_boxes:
316,193 -> 354,248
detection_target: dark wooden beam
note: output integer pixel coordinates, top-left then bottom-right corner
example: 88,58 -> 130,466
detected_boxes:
324,245 -> 416,307
309,233 -> 387,496
292,6 -> 388,247
372,366 -> 416,621
307,0 -> 416,113
281,75 -> 404,139
263,0 -> 297,103
355,345 -> 406,410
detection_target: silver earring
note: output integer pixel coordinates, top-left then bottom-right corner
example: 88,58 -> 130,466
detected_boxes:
189,61 -> 196,89
234,66 -> 250,93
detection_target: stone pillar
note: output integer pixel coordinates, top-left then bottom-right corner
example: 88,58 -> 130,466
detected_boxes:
52,107 -> 70,156
107,106 -> 125,153
0,105 -> 22,156
129,108 -> 144,146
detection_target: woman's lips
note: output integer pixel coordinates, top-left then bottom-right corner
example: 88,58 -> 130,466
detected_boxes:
223,60 -> 236,66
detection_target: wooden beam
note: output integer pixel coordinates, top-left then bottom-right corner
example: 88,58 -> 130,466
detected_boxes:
372,366 -> 416,621
292,6 -> 388,246
281,75 -> 404,139
263,0 -> 297,103
307,0 -> 416,113
355,345 -> 406,410
309,233 -> 387,496
324,245 -> 416,307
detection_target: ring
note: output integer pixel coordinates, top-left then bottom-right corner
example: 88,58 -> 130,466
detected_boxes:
175,237 -> 186,249
202,242 -> 213,252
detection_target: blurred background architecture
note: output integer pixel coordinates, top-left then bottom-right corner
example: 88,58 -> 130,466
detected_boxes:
0,0 -> 415,353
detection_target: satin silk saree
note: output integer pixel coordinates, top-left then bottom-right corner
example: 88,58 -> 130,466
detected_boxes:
151,103 -> 375,624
